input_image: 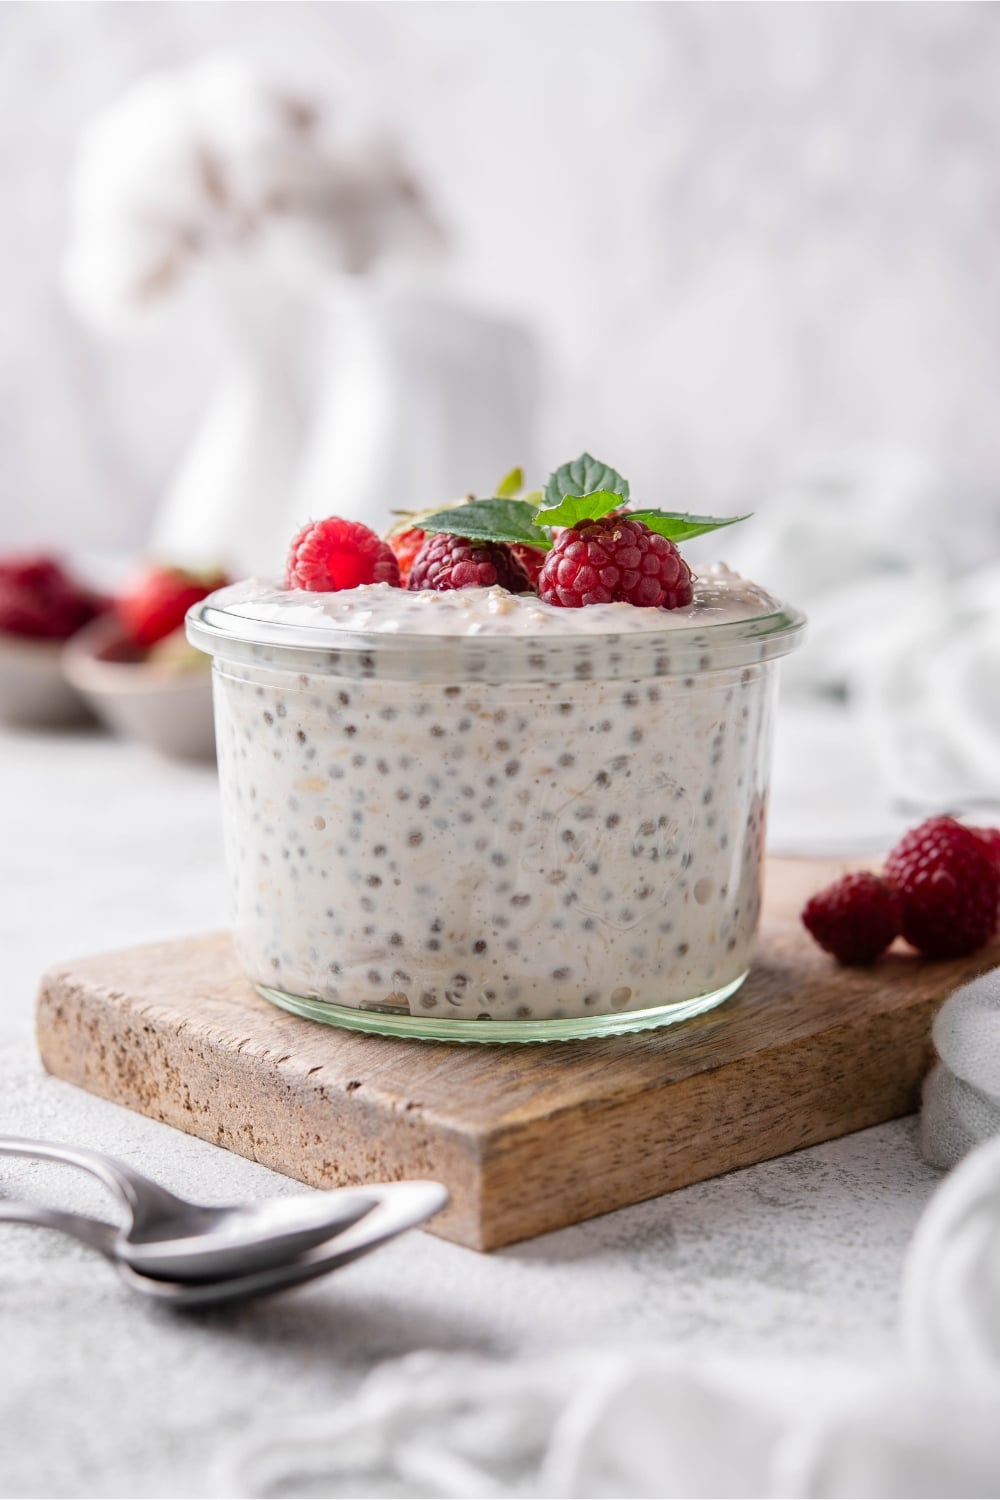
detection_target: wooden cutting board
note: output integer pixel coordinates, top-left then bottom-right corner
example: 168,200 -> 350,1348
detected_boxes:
35,859 -> 995,1251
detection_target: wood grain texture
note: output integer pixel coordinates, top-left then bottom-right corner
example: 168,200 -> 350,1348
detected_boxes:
35,859 -> 997,1250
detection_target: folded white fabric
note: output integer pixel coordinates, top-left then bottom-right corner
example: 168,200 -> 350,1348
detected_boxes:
921,966 -> 1000,1168
219,1347 -> 1000,1499
220,1133 -> 1000,1500
722,449 -> 1000,822
901,1132 -> 1000,1382
853,564 -> 1000,816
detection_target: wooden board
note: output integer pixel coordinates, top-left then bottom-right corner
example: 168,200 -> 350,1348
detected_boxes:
35,859 -> 996,1251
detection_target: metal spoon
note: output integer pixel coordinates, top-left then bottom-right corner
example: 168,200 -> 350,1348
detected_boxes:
0,1136 -> 375,1280
0,1180 -> 448,1306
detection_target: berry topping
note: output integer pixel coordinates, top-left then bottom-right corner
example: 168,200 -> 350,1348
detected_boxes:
509,543 -> 547,586
407,533 -> 533,593
885,816 -> 1000,959
0,555 -> 108,641
386,526 -> 426,587
970,826 -> 1000,871
801,871 -> 902,965
536,516 -> 694,609
286,518 -> 400,593
118,564 -> 229,650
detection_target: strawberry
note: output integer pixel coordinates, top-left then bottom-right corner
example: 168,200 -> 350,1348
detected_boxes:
509,543 -> 547,586
117,565 -> 229,650
386,527 -> 427,587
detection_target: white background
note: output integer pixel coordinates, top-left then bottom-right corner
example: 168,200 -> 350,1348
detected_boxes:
3,2 -> 1000,554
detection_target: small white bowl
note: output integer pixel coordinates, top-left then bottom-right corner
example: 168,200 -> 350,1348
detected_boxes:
0,631 -> 94,728
62,616 -> 216,761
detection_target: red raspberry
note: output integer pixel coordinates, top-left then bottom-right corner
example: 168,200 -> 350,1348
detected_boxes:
537,516 -> 693,609
801,872 -> 902,965
386,526 -> 426,586
884,816 -> 1000,958
407,533 -> 532,593
970,826 -> 1000,872
0,557 -> 65,590
286,517 -> 400,592
117,564 -> 229,649
509,543 -> 547,586
0,555 -> 107,640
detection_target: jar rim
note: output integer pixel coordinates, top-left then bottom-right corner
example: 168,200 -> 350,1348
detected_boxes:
187,593 -> 806,681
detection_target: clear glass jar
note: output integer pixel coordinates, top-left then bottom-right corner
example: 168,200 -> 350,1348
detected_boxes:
188,589 -> 805,1041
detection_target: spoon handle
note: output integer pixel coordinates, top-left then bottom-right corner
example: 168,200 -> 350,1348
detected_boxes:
0,1201 -> 119,1259
0,1136 -> 185,1217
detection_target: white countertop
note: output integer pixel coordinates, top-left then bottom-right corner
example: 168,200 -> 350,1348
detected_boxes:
0,723 -> 943,1499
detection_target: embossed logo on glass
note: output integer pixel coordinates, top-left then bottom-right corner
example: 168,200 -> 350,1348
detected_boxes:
527,763 -> 695,930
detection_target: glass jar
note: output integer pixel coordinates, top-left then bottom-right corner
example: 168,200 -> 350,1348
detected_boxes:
188,589 -> 805,1041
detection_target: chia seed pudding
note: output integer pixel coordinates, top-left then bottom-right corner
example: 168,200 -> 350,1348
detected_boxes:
188,565 -> 804,1040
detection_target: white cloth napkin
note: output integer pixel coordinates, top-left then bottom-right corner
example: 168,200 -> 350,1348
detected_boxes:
219,1345 -> 1000,1498
922,966 -> 1000,1168
721,448 -> 1000,829
219,1130 -> 1000,1498
852,564 -> 1000,817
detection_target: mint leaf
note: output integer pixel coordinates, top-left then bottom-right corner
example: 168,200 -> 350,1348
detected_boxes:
544,453 -> 630,508
420,498 -> 553,550
386,499 -> 470,536
628,510 -> 751,544
495,466 -> 524,499
534,488 -> 625,528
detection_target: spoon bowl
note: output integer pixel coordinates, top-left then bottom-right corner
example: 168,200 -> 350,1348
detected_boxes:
118,1189 -> 379,1280
0,1137 -> 376,1280
0,1181 -> 448,1307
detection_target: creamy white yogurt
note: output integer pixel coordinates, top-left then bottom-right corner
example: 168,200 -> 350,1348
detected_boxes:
210,564 -> 781,638
194,566 -> 802,1038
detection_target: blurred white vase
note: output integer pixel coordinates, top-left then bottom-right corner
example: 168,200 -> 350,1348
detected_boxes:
150,257 -> 317,577
151,276 -> 537,579
292,284 -> 538,537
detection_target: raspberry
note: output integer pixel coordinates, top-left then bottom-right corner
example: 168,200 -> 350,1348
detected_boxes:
970,826 -> 1000,872
537,516 -> 693,609
286,518 -> 400,592
407,533 -> 532,593
801,871 -> 902,965
509,543 -> 547,586
0,557 -> 64,591
0,555 -> 107,640
386,527 -> 426,586
885,816 -> 1000,958
117,564 -> 229,650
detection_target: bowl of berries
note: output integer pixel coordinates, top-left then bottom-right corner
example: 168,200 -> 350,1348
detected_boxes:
187,455 -> 805,1042
0,555 -> 110,727
63,563 -> 228,761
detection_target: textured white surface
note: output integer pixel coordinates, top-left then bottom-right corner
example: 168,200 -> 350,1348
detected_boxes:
0,723 -> 945,1497
4,4 -> 1000,553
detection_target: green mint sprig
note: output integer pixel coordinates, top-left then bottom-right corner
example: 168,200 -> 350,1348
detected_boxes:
386,497 -> 470,538
417,454 -> 748,551
419,496 -> 552,550
494,466 -> 524,499
534,489 -> 625,528
543,454 -> 630,508
626,509 -> 751,543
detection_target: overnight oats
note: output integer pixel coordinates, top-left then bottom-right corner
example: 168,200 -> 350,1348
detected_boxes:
188,456 -> 804,1040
